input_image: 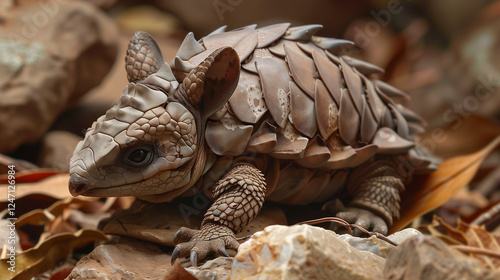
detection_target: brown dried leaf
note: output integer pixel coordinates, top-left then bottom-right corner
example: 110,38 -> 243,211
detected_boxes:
428,217 -> 500,270
392,135 -> 500,233
0,173 -> 71,201
44,215 -> 78,236
458,221 -> 500,269
15,197 -> 99,228
427,216 -> 468,245
0,229 -> 108,280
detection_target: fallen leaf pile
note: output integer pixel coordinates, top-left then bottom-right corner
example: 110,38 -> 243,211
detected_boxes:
0,171 -> 134,280
428,216 -> 500,270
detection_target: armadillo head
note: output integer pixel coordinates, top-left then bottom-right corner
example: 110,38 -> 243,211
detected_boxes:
68,31 -> 240,202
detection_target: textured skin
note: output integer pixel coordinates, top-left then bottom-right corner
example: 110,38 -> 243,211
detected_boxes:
125,31 -> 164,82
68,24 -> 435,265
203,164 -> 266,233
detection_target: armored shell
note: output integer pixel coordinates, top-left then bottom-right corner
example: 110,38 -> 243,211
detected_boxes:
167,24 -> 433,204
69,23 -> 435,207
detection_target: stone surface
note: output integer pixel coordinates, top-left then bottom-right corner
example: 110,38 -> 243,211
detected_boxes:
338,228 -> 423,258
231,224 -> 386,280
68,202 -> 286,279
68,237 -> 234,280
338,234 -> 394,259
39,131 -> 82,170
66,237 -> 171,280
384,235 -> 499,280
0,0 -> 118,153
186,257 -> 233,280
101,199 -> 287,247
387,228 -> 423,245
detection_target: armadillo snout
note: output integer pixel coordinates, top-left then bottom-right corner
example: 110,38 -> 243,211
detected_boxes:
69,173 -> 94,197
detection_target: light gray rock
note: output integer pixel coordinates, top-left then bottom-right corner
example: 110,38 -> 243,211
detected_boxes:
387,228 -> 423,245
186,257 -> 233,280
338,228 -> 423,258
231,224 -> 386,280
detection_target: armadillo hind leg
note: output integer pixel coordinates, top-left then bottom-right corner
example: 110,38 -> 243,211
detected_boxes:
172,164 -> 267,266
336,158 -> 405,235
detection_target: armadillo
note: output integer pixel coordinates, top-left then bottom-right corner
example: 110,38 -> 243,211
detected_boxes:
68,23 -> 433,265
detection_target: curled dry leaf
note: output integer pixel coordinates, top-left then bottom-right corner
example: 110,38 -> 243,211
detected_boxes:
0,173 -> 70,200
7,197 -> 110,252
0,229 -> 108,280
15,197 -> 100,228
428,216 -> 500,270
391,135 -> 500,233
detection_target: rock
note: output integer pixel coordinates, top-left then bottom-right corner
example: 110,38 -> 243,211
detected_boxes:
387,228 -> 423,245
186,257 -> 233,280
338,228 -> 423,258
384,235 -> 497,280
102,200 -> 287,247
0,0 -> 118,153
67,237 -> 171,280
338,235 -> 394,259
38,131 -> 82,170
231,224 -> 386,280
69,202 -> 286,279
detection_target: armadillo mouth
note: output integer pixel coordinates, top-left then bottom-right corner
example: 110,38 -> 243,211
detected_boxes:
72,184 -> 87,197
78,186 -> 132,197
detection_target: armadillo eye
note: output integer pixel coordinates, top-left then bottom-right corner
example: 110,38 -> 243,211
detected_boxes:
129,150 -> 147,163
123,145 -> 153,167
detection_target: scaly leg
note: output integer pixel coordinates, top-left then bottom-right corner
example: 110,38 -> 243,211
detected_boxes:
337,159 -> 405,235
172,164 -> 266,266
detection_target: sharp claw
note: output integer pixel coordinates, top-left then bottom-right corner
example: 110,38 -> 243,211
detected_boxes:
171,247 -> 180,265
173,229 -> 182,245
190,251 -> 198,267
219,247 -> 230,257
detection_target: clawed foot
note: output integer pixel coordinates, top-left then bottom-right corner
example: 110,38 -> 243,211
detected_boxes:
336,207 -> 388,236
171,223 -> 240,266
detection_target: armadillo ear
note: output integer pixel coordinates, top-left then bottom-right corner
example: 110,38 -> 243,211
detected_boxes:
125,31 -> 164,82
182,47 -> 240,119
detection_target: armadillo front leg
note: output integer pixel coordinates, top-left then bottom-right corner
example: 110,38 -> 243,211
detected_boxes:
172,164 -> 266,266
337,160 -> 405,235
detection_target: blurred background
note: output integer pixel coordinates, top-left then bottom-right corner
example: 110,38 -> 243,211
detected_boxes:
1,0 -> 500,225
